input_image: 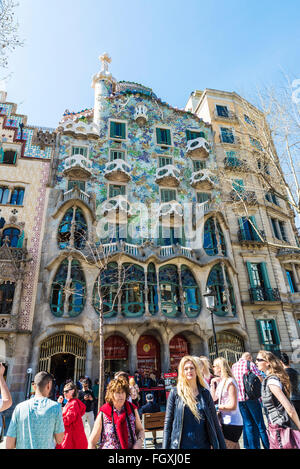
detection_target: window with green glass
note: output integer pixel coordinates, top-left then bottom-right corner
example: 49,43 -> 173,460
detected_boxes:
159,265 -> 181,318
159,156 -> 173,167
216,105 -> 229,117
93,262 -> 119,318
72,147 -> 88,157
256,319 -> 280,355
203,218 -> 226,256
197,192 -> 211,203
0,282 -> 15,314
121,264 -> 145,317
285,270 -> 297,293
250,136 -> 263,151
110,121 -> 126,139
278,221 -> 288,242
109,184 -> 126,197
110,150 -> 125,161
68,180 -> 86,192
181,265 -> 201,317
220,127 -> 234,144
206,264 -> 236,316
193,160 -> 206,171
186,130 -> 205,141
161,189 -> 176,202
232,179 -> 244,193
156,128 -> 171,146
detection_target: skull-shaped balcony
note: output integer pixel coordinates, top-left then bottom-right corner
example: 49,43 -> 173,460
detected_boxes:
134,105 -> 148,126
104,159 -> 131,183
63,154 -> 93,179
186,137 -> 210,159
101,195 -> 132,217
190,169 -> 215,190
157,200 -> 183,219
155,164 -> 180,187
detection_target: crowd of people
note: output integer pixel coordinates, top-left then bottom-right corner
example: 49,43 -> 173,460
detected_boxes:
1,350 -> 300,450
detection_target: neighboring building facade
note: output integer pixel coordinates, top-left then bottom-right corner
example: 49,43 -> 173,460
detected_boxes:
186,89 -> 300,369
0,90 -> 55,404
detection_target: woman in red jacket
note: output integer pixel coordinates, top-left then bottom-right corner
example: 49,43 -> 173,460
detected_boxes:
56,382 -> 88,449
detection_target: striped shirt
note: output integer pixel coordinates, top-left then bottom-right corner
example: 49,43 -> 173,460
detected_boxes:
232,359 -> 263,402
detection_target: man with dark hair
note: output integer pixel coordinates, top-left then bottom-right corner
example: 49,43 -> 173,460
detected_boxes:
280,352 -> 300,418
78,379 -> 95,437
139,393 -> 160,445
6,371 -> 64,449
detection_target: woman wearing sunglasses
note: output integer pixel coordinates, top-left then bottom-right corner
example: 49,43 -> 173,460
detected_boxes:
256,351 -> 300,449
56,382 -> 88,449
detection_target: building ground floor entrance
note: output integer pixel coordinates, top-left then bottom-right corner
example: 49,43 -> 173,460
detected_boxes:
50,353 -> 75,388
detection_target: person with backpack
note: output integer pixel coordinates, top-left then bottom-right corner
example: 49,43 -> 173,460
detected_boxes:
232,352 -> 269,449
88,377 -> 145,449
256,350 -> 300,449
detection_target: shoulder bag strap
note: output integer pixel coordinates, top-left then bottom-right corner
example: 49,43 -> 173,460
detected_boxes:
125,404 -> 136,445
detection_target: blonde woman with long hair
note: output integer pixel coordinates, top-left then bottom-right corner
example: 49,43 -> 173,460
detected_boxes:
256,350 -> 300,449
199,356 -> 214,387
210,357 -> 243,449
162,355 -> 226,449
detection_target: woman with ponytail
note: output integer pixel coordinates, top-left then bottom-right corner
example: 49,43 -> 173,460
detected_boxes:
162,355 -> 226,449
256,350 -> 300,449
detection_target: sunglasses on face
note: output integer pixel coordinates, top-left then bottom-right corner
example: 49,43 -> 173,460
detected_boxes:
256,358 -> 266,362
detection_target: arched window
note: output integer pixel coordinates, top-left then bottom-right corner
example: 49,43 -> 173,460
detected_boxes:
0,282 -> 15,314
58,207 -> 87,250
121,264 -> 145,317
206,264 -> 236,316
93,262 -> 119,318
147,263 -> 159,315
50,259 -> 86,317
204,218 -> 226,256
1,228 -> 20,247
181,265 -> 201,317
10,188 -> 25,206
0,187 -> 9,204
159,265 -> 181,317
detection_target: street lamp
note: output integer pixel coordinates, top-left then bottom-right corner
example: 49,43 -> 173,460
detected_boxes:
203,286 -> 219,358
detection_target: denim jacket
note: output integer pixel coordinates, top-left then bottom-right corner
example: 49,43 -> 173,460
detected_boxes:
162,385 -> 226,449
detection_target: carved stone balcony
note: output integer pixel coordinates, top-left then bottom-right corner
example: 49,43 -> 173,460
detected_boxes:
277,248 -> 300,261
155,164 -> 180,187
101,195 -> 132,216
134,104 -> 148,126
186,137 -> 210,158
58,186 -> 96,215
63,154 -> 93,179
157,200 -> 183,218
190,169 -> 215,190
104,159 -> 131,182
230,190 -> 257,205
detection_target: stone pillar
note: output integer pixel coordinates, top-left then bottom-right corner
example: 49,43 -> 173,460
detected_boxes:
11,278 -> 22,316
221,261 -> 233,315
291,264 -> 300,290
162,341 -> 170,373
128,342 -> 137,375
156,264 -> 162,317
144,265 -> 150,317
177,264 -> 185,317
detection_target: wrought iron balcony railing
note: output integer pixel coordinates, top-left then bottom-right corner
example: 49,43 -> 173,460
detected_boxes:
249,287 -> 281,302
214,110 -> 238,122
238,228 -> 266,243
230,190 -> 257,204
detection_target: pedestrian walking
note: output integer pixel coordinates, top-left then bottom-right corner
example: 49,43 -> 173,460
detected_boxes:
210,357 -> 243,449
162,355 -> 226,449
78,379 -> 95,437
139,393 -> 160,445
232,352 -> 269,449
199,356 -> 214,388
256,350 -> 300,449
6,371 -> 64,449
56,382 -> 88,449
88,377 -> 145,449
129,377 -> 140,407
0,362 -> 12,412
280,352 -> 300,419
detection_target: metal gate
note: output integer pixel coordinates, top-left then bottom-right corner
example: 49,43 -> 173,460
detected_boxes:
209,331 -> 245,365
38,333 -> 87,382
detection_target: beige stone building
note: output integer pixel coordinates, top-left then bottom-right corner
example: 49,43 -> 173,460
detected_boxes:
0,91 -> 55,404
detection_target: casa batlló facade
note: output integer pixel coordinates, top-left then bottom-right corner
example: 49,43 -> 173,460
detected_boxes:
1,55 -> 300,407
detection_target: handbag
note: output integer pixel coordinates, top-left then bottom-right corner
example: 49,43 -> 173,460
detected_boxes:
267,423 -> 300,449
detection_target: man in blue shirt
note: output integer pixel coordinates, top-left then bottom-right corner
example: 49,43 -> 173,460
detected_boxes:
6,371 -> 64,449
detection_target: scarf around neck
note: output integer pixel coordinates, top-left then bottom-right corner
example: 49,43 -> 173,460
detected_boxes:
100,400 -> 137,449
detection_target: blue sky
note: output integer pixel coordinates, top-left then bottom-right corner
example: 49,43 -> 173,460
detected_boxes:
3,0 -> 300,128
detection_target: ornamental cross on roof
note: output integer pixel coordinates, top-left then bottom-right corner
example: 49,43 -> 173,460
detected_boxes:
99,53 -> 111,74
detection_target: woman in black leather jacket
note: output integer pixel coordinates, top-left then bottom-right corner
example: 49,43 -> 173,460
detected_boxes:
162,355 -> 226,449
